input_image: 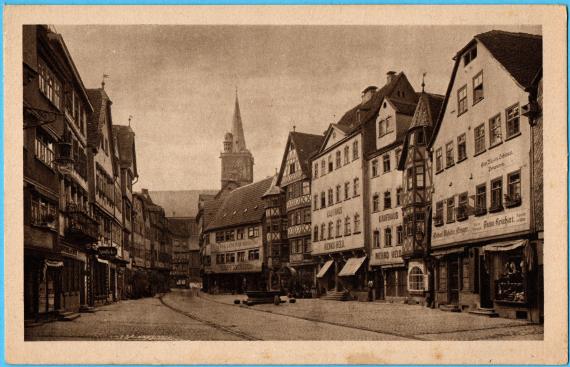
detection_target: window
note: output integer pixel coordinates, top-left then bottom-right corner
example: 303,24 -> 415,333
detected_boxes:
384,227 -> 392,247
328,188 -> 333,206
397,226 -> 403,245
395,149 -> 401,163
372,194 -> 380,212
409,267 -> 425,291
215,232 -> 224,242
344,146 -> 350,164
248,249 -> 260,261
320,192 -> 326,208
321,160 -> 326,175
384,191 -> 391,209
458,192 -> 468,220
396,187 -> 402,207
313,194 -> 318,211
236,228 -> 244,240
353,140 -> 359,160
344,216 -> 351,235
446,196 -> 455,223
328,222 -> 333,239
320,224 -> 326,241
237,251 -> 245,262
35,134 -> 54,168
344,182 -> 350,199
455,134 -> 467,163
353,178 -> 360,196
304,208 -> 311,223
416,165 -> 425,188
248,226 -> 259,238
372,160 -> 379,177
314,163 -> 318,178
506,103 -> 520,138
506,171 -> 522,207
378,119 -> 385,137
354,213 -> 361,233
435,148 -> 443,172
313,225 -> 319,241
30,196 -> 57,227
217,254 -> 225,264
336,219 -> 342,237
457,85 -> 468,115
302,181 -> 310,195
336,151 -> 341,169
474,124 -> 485,155
289,162 -> 296,175
445,142 -> 454,167
415,130 -> 425,145
473,71 -> 484,104
38,61 -> 62,109
303,238 -> 311,253
373,230 -> 380,248
335,185 -> 341,203
225,230 -> 234,241
226,253 -> 235,263
434,201 -> 444,226
490,177 -> 503,211
463,46 -> 477,66
476,184 -> 487,215
385,117 -> 393,134
406,167 -> 414,190
328,155 -> 333,172
489,114 -> 502,146
383,154 -> 391,173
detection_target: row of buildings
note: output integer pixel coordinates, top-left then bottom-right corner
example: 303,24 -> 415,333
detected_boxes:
23,25 -> 185,321
199,30 -> 543,323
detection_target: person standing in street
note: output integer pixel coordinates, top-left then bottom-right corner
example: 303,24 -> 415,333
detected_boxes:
367,279 -> 374,301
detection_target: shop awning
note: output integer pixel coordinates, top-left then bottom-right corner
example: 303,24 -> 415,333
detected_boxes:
44,260 -> 63,268
432,247 -> 465,258
338,257 -> 366,277
316,260 -> 334,278
481,240 -> 527,254
96,257 -> 110,265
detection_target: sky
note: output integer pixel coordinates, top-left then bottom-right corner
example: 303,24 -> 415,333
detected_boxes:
56,25 -> 541,191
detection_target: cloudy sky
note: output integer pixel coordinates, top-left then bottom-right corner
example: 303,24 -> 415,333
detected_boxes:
56,25 -> 540,191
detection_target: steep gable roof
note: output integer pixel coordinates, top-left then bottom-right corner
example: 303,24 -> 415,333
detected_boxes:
429,30 -> 542,148
206,176 -> 273,231
113,124 -> 138,178
86,88 -> 110,149
149,190 -> 218,219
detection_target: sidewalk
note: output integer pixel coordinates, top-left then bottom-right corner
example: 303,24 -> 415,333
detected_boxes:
198,292 -> 543,340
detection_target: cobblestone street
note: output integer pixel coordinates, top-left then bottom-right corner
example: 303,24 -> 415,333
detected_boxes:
25,289 -> 543,341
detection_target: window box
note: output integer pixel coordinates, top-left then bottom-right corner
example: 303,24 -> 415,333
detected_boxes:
504,193 -> 522,208
489,204 -> 504,213
474,207 -> 487,216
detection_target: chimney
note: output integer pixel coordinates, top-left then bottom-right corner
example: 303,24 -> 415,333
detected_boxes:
361,86 -> 378,105
386,71 -> 397,84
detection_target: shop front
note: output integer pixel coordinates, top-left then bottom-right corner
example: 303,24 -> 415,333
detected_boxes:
58,242 -> 87,313
370,244 -> 407,301
209,260 -> 264,294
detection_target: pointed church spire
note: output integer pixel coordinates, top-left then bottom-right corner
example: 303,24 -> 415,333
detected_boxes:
232,89 -> 247,152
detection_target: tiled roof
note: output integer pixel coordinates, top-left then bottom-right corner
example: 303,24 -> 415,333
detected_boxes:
263,174 -> 282,197
475,30 -> 542,89
290,131 -> 325,176
206,176 -> 273,231
336,72 -> 416,130
149,190 -> 219,219
202,197 -> 224,229
86,88 -> 110,149
112,125 -> 138,177
388,98 -> 418,116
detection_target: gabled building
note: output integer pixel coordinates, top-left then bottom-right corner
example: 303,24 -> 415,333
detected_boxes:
276,131 -> 324,296
428,30 -> 542,321
397,89 -> 444,304
311,72 -> 417,299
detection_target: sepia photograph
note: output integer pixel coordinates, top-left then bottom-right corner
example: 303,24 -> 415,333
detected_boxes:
4,4 -> 567,365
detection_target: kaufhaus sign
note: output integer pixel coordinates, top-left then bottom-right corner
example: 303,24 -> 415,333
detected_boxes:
370,245 -> 404,266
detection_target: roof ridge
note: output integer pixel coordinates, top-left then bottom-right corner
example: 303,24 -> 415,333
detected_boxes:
476,29 -> 542,40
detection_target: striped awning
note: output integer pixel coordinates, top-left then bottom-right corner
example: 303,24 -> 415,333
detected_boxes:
338,257 -> 366,277
481,240 -> 527,254
316,260 -> 334,278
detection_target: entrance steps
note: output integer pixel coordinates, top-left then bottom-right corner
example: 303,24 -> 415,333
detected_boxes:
439,304 -> 461,312
58,311 -> 81,321
321,290 -> 352,301
469,307 -> 499,317
79,305 -> 97,313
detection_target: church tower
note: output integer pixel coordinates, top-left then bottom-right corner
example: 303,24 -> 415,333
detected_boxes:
220,90 -> 254,189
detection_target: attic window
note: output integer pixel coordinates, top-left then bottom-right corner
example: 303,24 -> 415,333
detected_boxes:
463,46 -> 477,66
383,102 -> 387,108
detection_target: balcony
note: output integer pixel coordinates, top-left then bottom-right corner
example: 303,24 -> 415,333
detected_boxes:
65,204 -> 99,245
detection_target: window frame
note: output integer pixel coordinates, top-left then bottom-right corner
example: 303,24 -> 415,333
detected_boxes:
506,170 -> 522,207
457,133 -> 467,162
474,123 -> 486,155
445,141 -> 454,168
446,196 -> 455,224
382,154 -> 391,173
472,71 -> 484,105
457,85 -> 468,116
435,147 -> 443,172
489,114 -> 503,148
490,177 -> 504,212
506,103 -> 521,139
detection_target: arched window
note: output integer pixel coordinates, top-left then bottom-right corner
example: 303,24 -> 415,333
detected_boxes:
409,267 -> 425,291
372,194 -> 380,212
320,223 -> 326,241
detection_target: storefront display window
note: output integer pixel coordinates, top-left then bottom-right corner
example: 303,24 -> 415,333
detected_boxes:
495,252 -> 526,303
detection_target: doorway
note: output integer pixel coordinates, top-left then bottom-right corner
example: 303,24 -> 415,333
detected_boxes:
448,258 -> 459,305
479,255 -> 493,308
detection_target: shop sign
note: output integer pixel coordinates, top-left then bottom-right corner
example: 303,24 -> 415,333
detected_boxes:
432,208 -> 529,247
326,207 -> 342,218
58,243 -> 78,257
212,261 -> 262,273
98,246 -> 117,259
213,238 -> 260,253
370,246 -> 404,266
312,233 -> 364,255
378,211 -> 399,223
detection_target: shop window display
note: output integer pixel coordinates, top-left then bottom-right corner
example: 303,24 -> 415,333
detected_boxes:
495,252 -> 526,303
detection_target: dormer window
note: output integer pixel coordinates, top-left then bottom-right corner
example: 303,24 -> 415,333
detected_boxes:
463,45 -> 477,66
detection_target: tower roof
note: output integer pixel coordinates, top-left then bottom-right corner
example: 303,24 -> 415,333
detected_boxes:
231,90 -> 247,152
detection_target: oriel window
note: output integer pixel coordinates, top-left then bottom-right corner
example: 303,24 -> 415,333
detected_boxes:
473,71 -> 484,104
415,165 -> 425,188
489,114 -> 502,146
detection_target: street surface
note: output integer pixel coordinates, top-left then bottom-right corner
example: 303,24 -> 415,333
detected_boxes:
25,289 -> 543,341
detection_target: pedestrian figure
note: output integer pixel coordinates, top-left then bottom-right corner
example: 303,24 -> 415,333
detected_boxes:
367,279 -> 374,301
242,277 -> 247,293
